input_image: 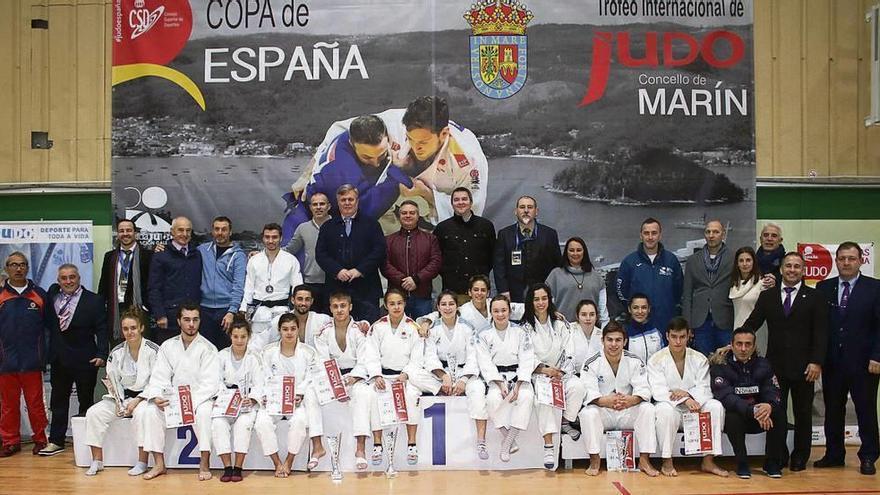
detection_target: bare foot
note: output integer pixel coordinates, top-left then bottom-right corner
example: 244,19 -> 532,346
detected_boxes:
274,465 -> 290,478
701,458 -> 729,477
661,459 -> 678,477
640,461 -> 659,477
312,444 -> 326,459
585,462 -> 601,476
198,470 -> 212,481
143,467 -> 166,480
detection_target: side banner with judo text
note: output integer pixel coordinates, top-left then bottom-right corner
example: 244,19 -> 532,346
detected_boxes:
0,221 -> 94,291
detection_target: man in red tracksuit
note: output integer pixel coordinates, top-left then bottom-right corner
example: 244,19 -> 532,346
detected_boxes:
0,252 -> 56,457
382,200 -> 442,318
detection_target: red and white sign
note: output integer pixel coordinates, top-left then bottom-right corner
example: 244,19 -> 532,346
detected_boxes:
112,0 -> 192,66
164,384 -> 195,428
391,381 -> 409,423
313,359 -> 350,405
683,411 -> 714,455
377,382 -> 409,427
265,375 -> 296,416
605,430 -> 635,471
798,242 -> 874,286
534,375 -> 566,409
212,388 -> 243,418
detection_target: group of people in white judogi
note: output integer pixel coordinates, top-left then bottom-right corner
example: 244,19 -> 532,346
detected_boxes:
80,275 -> 730,481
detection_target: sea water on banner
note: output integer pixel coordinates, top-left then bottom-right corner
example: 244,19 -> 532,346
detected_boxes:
72,397 -> 553,471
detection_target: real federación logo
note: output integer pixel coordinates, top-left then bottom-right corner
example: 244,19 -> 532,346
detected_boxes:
464,0 -> 533,100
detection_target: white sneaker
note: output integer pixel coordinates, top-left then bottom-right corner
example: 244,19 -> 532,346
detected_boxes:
407,445 -> 418,465
371,445 -> 384,465
85,461 -> 104,476
128,462 -> 148,476
543,446 -> 556,469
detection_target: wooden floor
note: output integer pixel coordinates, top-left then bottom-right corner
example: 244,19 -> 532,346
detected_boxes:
1,446 -> 877,495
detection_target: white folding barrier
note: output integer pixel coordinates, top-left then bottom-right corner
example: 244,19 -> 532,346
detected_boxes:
72,396 -> 555,471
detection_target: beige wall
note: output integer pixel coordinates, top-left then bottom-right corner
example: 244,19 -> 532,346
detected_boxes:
1,0 -> 879,181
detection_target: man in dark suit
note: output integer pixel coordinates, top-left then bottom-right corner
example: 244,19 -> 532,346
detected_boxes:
39,264 -> 108,456
744,251 -> 828,471
148,216 -> 201,343
316,183 -> 387,322
814,242 -> 879,475
98,218 -> 152,344
493,195 -> 561,303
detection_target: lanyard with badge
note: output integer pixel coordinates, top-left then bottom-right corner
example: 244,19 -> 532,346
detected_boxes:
511,224 -> 537,267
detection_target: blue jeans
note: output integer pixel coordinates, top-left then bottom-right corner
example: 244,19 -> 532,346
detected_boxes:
404,296 -> 434,319
692,312 -> 731,356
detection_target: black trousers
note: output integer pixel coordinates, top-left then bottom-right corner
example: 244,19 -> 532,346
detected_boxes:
822,365 -> 880,463
778,375 -> 815,464
199,306 -> 232,351
49,361 -> 97,446
725,406 -> 788,465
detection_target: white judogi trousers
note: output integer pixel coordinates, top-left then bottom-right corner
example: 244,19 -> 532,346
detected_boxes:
254,390 -> 322,456
143,401 -> 214,453
486,380 -> 534,431
534,375 -> 587,435
654,399 -> 725,457
84,399 -> 149,448
578,402 -> 657,454
212,409 -> 258,455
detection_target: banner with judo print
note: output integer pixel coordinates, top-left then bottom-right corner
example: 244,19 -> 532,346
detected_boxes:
112,1 -> 756,310
0,221 -> 94,291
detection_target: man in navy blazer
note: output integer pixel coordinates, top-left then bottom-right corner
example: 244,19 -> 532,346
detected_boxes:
493,196 -> 561,303
744,251 -> 828,471
316,184 -> 386,322
814,242 -> 879,475
41,264 -> 108,456
148,216 -> 201,343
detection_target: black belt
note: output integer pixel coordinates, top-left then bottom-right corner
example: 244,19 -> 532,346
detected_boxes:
254,299 -> 289,308
382,367 -> 403,375
496,365 -> 517,373
340,368 -> 353,375
440,360 -> 465,369
226,384 -> 239,389
123,389 -> 141,399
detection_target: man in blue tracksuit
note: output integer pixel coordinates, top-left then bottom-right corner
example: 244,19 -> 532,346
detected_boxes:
197,216 -> 246,350
616,217 -> 683,331
282,115 -> 414,242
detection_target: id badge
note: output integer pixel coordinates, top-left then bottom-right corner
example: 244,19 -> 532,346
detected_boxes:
511,250 -> 522,266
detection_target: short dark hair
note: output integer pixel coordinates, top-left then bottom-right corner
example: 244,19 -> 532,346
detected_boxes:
176,302 -> 200,320
732,326 -> 756,341
489,294 -> 511,310
398,200 -> 419,211
329,291 -> 352,304
602,320 -> 627,339
469,274 -> 491,291
262,222 -> 283,237
575,299 -> 598,318
836,241 -> 863,258
516,195 -> 537,208
213,216 -> 232,228
641,217 -> 662,231
629,293 -> 651,306
384,287 -> 407,304
116,218 -> 136,230
349,115 -> 387,145
119,307 -> 147,329
666,316 -> 690,333
292,284 -> 313,298
402,96 -> 449,134
435,289 -> 459,309
278,312 -> 298,330
783,251 -> 804,263
228,314 -> 251,336
451,187 -> 472,203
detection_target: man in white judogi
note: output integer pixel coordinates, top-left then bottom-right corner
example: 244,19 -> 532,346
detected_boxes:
269,285 -> 332,348
142,304 -> 220,481
579,321 -> 659,477
648,317 -> 728,477
241,223 -> 303,351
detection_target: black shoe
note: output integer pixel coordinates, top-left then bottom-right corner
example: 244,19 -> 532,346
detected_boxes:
736,462 -> 751,479
789,461 -> 807,472
860,460 -> 876,475
763,462 -> 783,478
813,456 -> 845,468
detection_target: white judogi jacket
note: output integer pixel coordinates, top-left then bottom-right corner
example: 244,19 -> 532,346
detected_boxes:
313,109 -> 489,223
269,311 -> 332,348
371,315 -> 443,376
144,334 -> 220,408
313,318 -> 381,380
419,313 -> 480,379
581,351 -> 652,405
459,302 -> 524,331
259,342 -> 318,397
475,322 -> 536,383
240,250 -> 303,309
564,323 -> 603,374
216,347 -> 264,400
524,317 -> 570,370
646,347 -> 714,406
104,339 -> 160,400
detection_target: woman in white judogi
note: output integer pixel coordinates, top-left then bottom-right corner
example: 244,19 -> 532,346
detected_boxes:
254,313 -> 323,477
459,275 -> 524,330
141,305 -> 220,481
313,292 -> 381,471
83,309 -> 159,476
559,299 -> 604,443
212,317 -> 263,482
417,290 -> 490,459
579,321 -> 659,477
476,295 -> 535,462
520,283 -> 586,469
370,289 -> 448,466
648,318 -> 727,477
